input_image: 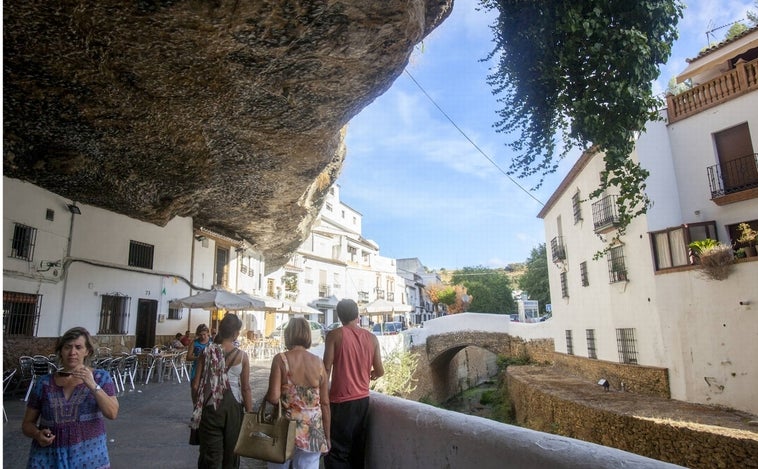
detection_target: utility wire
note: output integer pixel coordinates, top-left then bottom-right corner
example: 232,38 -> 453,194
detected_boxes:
403,69 -> 545,206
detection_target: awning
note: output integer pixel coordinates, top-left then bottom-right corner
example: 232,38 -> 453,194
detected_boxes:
362,298 -> 413,315
677,29 -> 758,83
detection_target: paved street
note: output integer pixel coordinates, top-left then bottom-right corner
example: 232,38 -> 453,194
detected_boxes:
3,358 -> 276,469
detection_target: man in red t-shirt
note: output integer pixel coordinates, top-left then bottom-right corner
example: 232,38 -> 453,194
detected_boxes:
323,299 -> 383,469
180,330 -> 191,347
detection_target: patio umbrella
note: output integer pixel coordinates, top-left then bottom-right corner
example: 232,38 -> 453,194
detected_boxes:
169,289 -> 262,310
277,299 -> 323,316
362,298 -> 413,314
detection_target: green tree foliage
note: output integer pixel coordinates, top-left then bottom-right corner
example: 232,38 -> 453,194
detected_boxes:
747,1 -> 758,26
518,244 -> 550,315
724,22 -> 748,40
370,349 -> 419,397
480,0 -> 683,239
450,266 -> 514,314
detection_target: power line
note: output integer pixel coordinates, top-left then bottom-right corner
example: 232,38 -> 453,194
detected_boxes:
403,69 -> 545,207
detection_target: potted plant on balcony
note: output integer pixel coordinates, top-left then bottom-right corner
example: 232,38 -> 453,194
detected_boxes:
688,239 -> 734,280
736,222 -> 757,257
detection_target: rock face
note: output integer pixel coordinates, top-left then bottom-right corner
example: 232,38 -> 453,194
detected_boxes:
3,0 -> 452,270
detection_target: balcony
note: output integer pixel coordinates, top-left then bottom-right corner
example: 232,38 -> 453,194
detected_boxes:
375,289 -> 385,300
318,284 -> 330,297
387,292 -> 395,301
550,236 -> 567,264
707,153 -> 758,205
591,195 -> 620,233
667,57 -> 758,124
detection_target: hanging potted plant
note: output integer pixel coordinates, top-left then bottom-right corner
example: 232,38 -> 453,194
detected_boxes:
688,239 -> 734,280
736,222 -> 757,257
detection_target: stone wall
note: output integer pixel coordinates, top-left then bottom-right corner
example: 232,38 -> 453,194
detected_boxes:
506,366 -> 757,468
552,352 -> 670,397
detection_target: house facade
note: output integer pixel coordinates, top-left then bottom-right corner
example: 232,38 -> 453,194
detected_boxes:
263,184 -> 422,330
2,176 -> 266,360
538,28 -> 758,415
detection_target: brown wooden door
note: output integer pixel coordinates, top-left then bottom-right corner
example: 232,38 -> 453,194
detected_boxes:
135,299 -> 157,348
714,123 -> 757,192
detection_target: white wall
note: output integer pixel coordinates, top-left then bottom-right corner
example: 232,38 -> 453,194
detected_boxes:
3,177 -> 195,338
665,92 -> 758,239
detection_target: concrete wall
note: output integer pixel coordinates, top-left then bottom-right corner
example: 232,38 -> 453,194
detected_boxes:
366,392 -> 682,469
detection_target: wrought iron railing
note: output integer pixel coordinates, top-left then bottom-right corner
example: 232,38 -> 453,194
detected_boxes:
591,195 -> 619,232
707,153 -> 758,198
550,236 -> 567,263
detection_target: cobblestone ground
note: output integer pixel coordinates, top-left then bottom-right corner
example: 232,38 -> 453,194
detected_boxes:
3,358 -> 277,469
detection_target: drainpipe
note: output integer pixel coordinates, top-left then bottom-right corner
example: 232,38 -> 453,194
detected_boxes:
58,203 -> 79,335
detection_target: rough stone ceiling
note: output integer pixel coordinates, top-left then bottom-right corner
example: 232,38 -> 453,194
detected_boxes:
3,0 -> 452,270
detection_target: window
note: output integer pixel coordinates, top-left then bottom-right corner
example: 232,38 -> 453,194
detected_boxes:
565,330 -> 574,355
167,304 -> 182,320
616,328 -> 638,364
3,291 -> 41,336
46,209 -> 55,221
333,272 -> 341,289
650,221 -> 717,270
326,202 -> 333,212
304,267 -> 313,284
341,210 -> 345,218
99,294 -> 130,335
282,273 -> 298,292
362,251 -> 370,264
586,329 -> 597,359
579,262 -> 589,286
347,246 -> 358,262
240,255 -> 254,277
266,278 -> 275,297
214,247 -> 229,286
550,236 -> 567,262
128,240 -> 154,269
11,223 -> 37,261
727,219 -> 758,250
608,246 -> 628,283
560,272 -> 569,298
572,191 -> 582,223
591,195 -> 620,232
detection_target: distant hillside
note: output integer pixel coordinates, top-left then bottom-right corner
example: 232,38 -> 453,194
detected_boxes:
440,263 -> 526,286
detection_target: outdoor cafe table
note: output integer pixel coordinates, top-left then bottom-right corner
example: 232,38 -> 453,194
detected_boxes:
137,351 -> 179,384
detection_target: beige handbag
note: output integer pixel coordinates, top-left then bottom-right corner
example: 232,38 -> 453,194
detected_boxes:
234,399 -> 296,463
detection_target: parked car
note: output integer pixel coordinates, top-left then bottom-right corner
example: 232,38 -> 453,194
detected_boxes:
389,321 -> 405,332
269,320 -> 324,345
509,314 -> 520,322
325,321 -> 342,337
371,323 -> 398,335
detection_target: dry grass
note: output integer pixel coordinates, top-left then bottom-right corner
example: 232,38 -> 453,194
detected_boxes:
698,244 -> 735,280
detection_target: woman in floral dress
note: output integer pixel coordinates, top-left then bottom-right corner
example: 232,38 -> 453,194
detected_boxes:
22,327 -> 119,468
265,317 -> 330,469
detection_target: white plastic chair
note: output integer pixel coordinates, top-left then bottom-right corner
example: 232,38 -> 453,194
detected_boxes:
3,368 -> 17,421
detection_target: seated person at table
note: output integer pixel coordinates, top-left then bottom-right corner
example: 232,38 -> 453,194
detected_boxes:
180,330 -> 191,347
171,333 -> 185,349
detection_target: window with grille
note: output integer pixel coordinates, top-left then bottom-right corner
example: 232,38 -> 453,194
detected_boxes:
616,328 -> 638,364
572,191 -> 582,223
586,329 -> 597,359
560,272 -> 569,298
650,221 -> 717,270
99,294 -> 130,335
580,262 -> 589,286
11,223 -> 37,261
608,246 -> 628,283
167,303 -> 182,320
565,330 -> 574,355
128,240 -> 154,269
3,291 -> 41,336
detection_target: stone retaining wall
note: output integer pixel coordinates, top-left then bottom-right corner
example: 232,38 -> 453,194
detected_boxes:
552,352 -> 670,397
506,367 -> 758,468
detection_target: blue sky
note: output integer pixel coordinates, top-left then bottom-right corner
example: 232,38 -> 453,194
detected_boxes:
338,0 -> 756,271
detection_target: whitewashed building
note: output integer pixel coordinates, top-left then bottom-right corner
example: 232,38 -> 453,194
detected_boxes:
538,28 -> 758,414
3,176 -> 266,348
264,185 -> 416,332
